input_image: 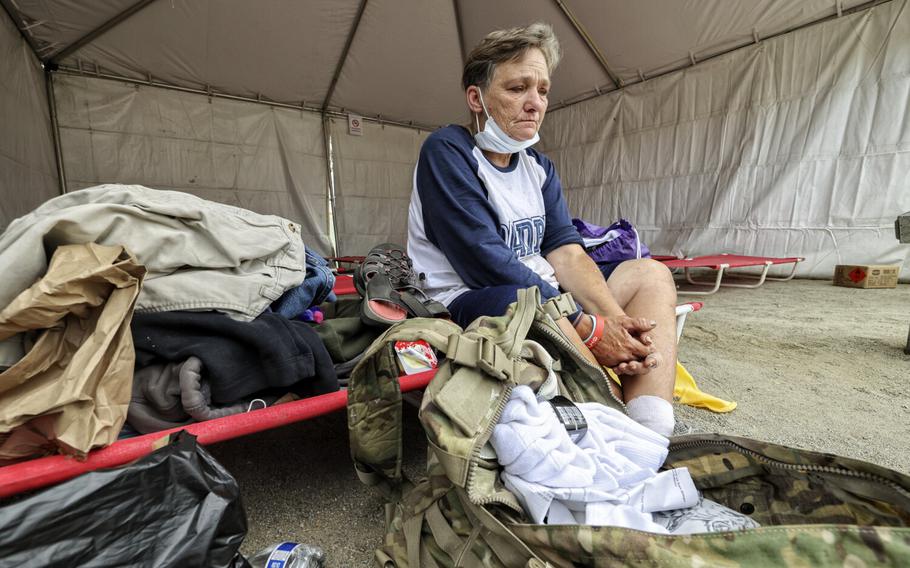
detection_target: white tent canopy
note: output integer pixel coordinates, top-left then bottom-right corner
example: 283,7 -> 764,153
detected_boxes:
3,0 -> 882,126
1,0 -> 908,279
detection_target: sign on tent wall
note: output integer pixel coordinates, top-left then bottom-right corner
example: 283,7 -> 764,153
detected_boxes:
0,11 -> 58,228
539,0 -> 910,280
329,117 -> 429,255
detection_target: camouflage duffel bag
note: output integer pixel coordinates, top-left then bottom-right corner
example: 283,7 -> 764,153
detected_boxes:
348,288 -> 910,567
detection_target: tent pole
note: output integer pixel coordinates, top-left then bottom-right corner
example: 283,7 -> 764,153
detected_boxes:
45,70 -> 67,194
452,0 -> 467,64
47,0 -> 159,64
319,0 -> 367,252
322,0 -> 369,112
552,0 -> 622,89
1,0 -> 65,193
321,114 -> 340,257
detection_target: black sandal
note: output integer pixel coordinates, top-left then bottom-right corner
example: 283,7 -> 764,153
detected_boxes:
354,243 -> 449,327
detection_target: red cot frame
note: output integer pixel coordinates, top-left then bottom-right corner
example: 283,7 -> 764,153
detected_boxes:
661,254 -> 804,296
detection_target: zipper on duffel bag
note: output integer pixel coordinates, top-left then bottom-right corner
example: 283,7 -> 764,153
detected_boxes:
668,438 -> 910,498
466,381 -> 521,509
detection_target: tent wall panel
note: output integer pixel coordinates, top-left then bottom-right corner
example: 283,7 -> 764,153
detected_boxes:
0,8 -> 59,229
329,117 -> 428,255
53,74 -> 332,253
539,1 -> 910,280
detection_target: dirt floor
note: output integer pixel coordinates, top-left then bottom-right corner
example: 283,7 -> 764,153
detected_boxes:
210,278 -> 910,567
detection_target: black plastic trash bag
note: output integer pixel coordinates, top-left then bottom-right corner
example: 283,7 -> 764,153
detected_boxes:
0,432 -> 249,568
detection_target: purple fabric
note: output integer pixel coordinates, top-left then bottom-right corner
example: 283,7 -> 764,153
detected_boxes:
572,218 -> 651,264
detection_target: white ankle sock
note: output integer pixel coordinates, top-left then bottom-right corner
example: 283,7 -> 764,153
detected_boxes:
625,395 -> 675,437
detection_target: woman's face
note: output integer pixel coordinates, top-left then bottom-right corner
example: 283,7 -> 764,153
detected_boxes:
475,47 -> 550,141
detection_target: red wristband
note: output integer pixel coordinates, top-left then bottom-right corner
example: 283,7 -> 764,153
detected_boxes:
584,314 -> 605,349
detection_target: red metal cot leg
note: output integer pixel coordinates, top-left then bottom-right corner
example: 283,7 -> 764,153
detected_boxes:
679,264 -> 728,295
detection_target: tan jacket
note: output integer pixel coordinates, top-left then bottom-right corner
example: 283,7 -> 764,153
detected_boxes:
0,184 -> 307,368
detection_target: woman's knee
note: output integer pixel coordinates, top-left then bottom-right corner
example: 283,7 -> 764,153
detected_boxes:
622,258 -> 674,283
610,258 -> 677,302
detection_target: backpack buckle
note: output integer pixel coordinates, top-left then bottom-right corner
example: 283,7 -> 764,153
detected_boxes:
542,293 -> 578,320
446,334 -> 518,381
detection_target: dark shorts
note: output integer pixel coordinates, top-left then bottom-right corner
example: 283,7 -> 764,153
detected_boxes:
597,260 -> 624,282
447,260 -> 624,328
448,285 -> 527,328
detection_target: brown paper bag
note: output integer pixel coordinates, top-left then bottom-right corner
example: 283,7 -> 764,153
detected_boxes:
0,243 -> 145,463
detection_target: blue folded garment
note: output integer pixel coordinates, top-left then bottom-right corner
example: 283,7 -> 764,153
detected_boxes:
272,249 -> 337,319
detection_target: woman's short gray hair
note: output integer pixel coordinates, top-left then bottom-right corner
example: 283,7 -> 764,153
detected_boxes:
462,22 -> 561,90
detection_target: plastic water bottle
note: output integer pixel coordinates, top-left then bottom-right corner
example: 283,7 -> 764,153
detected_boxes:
247,542 -> 326,568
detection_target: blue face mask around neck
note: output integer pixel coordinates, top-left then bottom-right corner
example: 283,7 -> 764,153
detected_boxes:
473,89 -> 540,154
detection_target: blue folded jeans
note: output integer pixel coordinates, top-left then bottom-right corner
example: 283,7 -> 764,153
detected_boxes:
272,249 -> 337,318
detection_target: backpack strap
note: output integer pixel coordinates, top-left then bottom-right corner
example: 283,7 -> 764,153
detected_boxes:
424,501 -> 485,567
446,333 -> 521,382
348,317 -> 461,491
540,292 -> 578,322
498,287 -> 541,358
455,487 -> 552,568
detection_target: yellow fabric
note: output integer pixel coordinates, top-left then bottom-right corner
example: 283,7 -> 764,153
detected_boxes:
672,362 -> 736,412
605,362 -> 736,413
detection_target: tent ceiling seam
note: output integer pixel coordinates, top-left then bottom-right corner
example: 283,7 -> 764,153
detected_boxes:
0,0 -> 42,58
548,0 -> 897,115
53,65 -> 441,132
552,0 -> 622,89
322,0 -> 369,112
47,0 -> 159,64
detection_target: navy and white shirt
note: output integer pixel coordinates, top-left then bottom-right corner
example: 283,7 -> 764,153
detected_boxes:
407,125 -> 583,306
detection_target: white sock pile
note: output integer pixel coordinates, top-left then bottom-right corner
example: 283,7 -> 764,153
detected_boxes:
625,395 -> 675,437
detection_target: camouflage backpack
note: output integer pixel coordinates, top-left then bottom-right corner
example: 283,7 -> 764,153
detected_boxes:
348,287 -> 910,567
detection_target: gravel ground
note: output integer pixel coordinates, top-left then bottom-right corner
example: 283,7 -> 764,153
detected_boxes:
210,278 -> 910,567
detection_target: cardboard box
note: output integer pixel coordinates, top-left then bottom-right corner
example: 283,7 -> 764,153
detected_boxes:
897,211 -> 910,243
833,264 -> 900,289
